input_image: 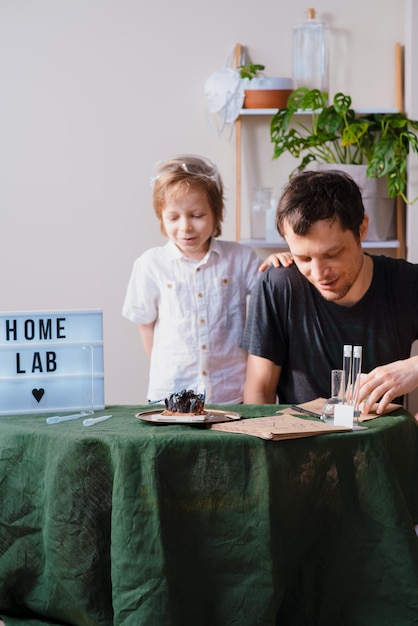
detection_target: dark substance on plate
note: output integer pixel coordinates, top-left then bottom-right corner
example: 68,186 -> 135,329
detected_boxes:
163,389 -> 206,415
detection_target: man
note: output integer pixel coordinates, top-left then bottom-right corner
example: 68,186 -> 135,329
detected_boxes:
242,169 -> 418,415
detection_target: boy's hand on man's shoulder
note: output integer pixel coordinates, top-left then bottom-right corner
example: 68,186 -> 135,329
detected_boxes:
259,251 -> 294,273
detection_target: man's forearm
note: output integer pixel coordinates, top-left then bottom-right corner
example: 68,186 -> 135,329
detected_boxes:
243,387 -> 276,404
243,354 -> 280,404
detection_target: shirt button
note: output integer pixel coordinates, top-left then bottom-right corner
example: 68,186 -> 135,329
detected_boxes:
202,370 -> 207,377
201,344 -> 207,350
200,318 -> 205,325
196,267 -> 201,272
167,283 -> 173,289
222,278 -> 228,284
197,292 -> 203,298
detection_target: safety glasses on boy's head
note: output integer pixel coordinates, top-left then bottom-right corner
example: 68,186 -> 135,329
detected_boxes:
150,154 -> 222,191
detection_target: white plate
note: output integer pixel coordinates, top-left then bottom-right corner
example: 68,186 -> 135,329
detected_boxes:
135,408 -> 241,425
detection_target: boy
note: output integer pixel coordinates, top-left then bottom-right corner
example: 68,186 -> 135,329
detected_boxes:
123,154 -> 288,403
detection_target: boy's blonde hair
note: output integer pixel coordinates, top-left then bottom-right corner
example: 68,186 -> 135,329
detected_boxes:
151,155 -> 225,237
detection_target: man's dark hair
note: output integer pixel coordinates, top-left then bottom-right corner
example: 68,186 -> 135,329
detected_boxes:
276,169 -> 365,240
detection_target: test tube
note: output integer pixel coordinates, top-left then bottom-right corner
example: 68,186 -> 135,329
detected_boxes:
342,344 -> 352,403
352,345 -> 363,422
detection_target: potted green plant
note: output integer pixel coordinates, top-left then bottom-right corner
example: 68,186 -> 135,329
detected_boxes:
238,62 -> 266,80
238,62 -> 293,110
270,87 -> 418,240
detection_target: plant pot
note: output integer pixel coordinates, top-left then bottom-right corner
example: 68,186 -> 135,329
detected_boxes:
305,163 -> 396,242
243,77 -> 293,110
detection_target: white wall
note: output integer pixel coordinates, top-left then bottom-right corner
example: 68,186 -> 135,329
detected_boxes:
0,0 -> 407,405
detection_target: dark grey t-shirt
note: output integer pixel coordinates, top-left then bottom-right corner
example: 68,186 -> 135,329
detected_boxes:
242,254 -> 418,404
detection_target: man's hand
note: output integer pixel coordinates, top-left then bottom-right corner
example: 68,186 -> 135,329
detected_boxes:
259,251 -> 293,273
360,356 -> 418,414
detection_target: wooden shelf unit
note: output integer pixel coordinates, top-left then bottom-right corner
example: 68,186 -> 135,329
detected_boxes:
233,43 -> 406,259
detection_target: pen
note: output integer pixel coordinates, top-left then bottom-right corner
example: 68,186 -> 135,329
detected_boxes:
290,405 -> 322,420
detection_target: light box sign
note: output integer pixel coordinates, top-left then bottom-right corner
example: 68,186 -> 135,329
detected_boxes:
0,309 -> 104,415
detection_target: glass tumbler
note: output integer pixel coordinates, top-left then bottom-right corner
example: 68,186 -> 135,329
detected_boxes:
321,369 -> 345,423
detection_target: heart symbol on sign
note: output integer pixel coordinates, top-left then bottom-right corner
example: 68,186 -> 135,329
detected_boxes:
32,388 -> 45,403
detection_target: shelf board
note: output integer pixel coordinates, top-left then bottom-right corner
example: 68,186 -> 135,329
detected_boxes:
240,239 -> 400,250
362,240 -> 401,248
239,108 -> 281,115
239,107 -> 399,116
240,239 -> 288,249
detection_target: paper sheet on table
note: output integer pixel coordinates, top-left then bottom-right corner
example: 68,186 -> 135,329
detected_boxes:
210,413 -> 351,440
279,398 -> 403,422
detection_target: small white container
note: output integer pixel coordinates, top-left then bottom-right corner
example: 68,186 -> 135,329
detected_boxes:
250,187 -> 272,239
265,198 -> 285,243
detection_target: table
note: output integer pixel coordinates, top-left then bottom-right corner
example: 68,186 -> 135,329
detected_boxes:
1,405 -> 418,626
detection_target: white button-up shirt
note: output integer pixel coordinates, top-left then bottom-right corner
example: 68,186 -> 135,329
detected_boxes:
122,238 -> 261,403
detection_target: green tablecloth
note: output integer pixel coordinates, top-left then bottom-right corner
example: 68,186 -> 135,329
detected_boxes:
0,405 -> 418,626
